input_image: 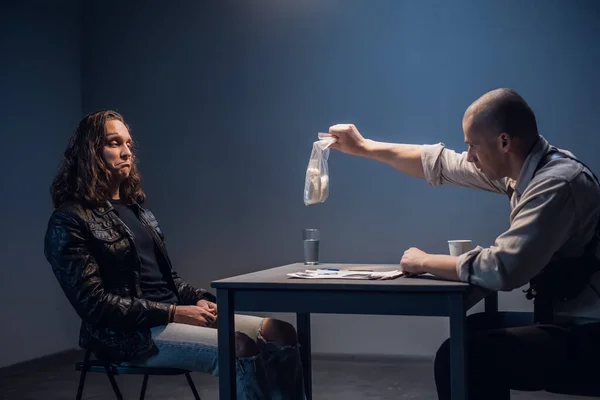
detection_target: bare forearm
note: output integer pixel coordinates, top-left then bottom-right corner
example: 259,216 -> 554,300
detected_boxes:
361,139 -> 425,179
423,254 -> 460,281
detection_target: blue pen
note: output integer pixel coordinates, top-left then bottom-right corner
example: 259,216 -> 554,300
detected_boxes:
323,268 -> 339,271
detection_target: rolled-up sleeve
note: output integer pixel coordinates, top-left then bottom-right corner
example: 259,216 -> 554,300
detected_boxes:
421,143 -> 507,193
454,178 -> 576,290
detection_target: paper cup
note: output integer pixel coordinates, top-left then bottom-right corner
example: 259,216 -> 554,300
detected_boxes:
448,240 -> 472,256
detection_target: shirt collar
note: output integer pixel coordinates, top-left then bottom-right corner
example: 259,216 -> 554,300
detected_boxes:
514,135 -> 550,196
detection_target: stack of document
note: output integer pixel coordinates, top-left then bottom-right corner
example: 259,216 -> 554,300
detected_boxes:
287,268 -> 403,280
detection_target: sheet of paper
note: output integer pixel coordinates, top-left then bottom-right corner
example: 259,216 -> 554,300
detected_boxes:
286,268 -> 404,280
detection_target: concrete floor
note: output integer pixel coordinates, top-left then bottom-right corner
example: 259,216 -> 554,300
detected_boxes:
0,350 -> 586,400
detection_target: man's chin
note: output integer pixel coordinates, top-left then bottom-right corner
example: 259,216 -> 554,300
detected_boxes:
477,167 -> 491,177
112,172 -> 131,185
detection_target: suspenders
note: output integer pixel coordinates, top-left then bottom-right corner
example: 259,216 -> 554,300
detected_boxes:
508,149 -> 600,323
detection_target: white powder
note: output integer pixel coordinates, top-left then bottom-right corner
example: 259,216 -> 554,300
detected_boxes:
320,174 -> 329,199
305,167 -> 329,204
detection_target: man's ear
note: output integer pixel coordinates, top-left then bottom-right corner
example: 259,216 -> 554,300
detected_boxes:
499,133 -> 511,153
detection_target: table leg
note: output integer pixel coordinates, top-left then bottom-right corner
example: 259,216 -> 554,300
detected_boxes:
449,293 -> 468,400
296,312 -> 312,400
217,289 -> 236,400
484,291 -> 498,314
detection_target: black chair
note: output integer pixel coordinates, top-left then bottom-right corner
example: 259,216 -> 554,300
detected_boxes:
75,346 -> 201,400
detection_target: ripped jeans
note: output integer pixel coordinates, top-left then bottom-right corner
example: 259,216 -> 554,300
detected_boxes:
128,314 -> 305,400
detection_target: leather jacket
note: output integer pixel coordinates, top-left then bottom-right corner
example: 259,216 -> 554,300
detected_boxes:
44,201 -> 216,363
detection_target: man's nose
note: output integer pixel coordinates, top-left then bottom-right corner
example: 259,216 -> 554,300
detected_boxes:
466,148 -> 475,163
121,145 -> 132,159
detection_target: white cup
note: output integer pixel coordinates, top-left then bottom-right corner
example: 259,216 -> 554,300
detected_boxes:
448,240 -> 473,256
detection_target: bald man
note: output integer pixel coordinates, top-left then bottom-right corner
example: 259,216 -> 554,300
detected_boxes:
322,88 -> 600,399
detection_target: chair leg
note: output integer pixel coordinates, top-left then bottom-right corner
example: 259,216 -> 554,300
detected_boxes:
185,372 -> 201,400
139,374 -> 149,400
103,364 -> 124,400
76,349 -> 92,400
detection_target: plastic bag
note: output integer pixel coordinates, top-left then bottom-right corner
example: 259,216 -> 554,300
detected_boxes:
304,134 -> 336,206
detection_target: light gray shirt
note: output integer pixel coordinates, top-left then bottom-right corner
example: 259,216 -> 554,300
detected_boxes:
421,136 -> 600,322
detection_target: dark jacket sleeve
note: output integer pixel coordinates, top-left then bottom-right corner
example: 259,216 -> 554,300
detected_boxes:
171,271 -> 217,305
44,210 -> 171,331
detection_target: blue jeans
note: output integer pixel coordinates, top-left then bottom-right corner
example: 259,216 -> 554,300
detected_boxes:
127,314 -> 305,400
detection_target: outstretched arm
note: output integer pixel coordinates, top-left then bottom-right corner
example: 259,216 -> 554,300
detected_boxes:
324,124 -> 508,194
323,124 -> 425,179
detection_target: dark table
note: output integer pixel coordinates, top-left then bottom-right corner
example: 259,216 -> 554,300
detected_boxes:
211,263 -> 497,400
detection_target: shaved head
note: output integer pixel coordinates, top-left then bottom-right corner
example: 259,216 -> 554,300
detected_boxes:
464,88 -> 539,143
461,89 -> 541,180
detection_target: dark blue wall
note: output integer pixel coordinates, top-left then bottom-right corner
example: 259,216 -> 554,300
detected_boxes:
0,0 -> 82,367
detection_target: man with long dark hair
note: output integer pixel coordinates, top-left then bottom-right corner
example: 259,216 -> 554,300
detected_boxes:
45,110 -> 305,399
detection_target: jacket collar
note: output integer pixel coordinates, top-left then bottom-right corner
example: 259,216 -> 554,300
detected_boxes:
92,199 -> 142,217
93,201 -> 114,217
513,135 -> 551,197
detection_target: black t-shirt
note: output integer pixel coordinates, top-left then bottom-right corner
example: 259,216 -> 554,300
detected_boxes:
109,199 -> 178,304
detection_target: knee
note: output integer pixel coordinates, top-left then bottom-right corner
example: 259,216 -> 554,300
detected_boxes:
260,318 -> 297,346
234,332 -> 259,358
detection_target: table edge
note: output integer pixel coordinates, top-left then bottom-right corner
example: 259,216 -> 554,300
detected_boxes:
211,281 -> 470,292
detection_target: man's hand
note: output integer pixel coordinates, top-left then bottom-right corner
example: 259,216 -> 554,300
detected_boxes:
173,305 -> 216,328
321,124 -> 370,157
195,300 -> 217,328
196,299 -> 217,315
400,248 -> 461,281
400,247 -> 429,275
